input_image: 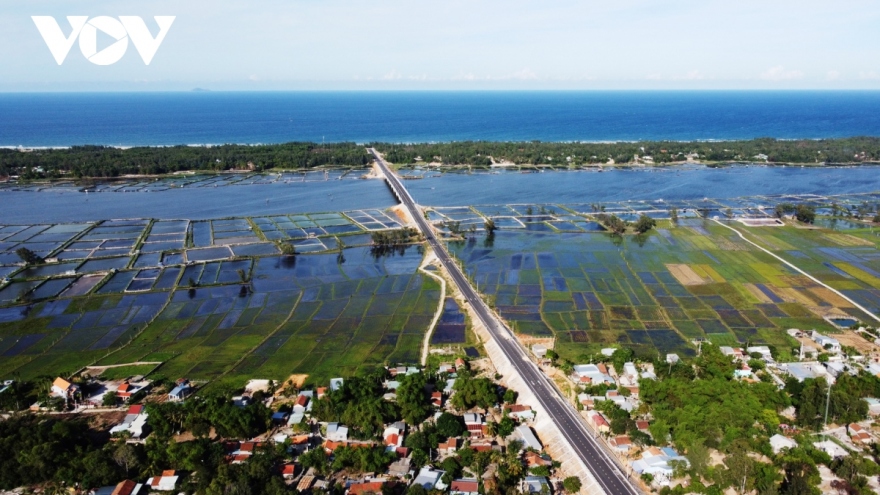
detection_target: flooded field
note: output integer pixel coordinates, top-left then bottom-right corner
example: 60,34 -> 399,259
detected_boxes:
0,208 -> 436,389
446,208 -> 880,362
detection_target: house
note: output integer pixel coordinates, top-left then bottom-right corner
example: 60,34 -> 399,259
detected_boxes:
523,476 -> 550,494
51,377 -> 79,400
330,378 -> 344,392
572,364 -> 614,384
769,434 -> 798,454
298,475 -> 316,492
587,411 -> 610,433
272,411 -> 289,424
412,467 -> 447,491
450,479 -> 479,495
348,481 -> 387,495
168,380 -> 193,402
438,437 -> 460,454
111,480 -> 144,495
293,394 -> 310,413
384,423 -> 405,447
524,451 -> 552,468
109,404 -> 149,438
464,413 -> 485,437
720,346 -> 744,360
849,423 -> 874,443
635,420 -> 650,434
232,441 -> 261,458
515,425 -> 542,451
287,412 -> 305,426
431,392 -> 443,407
327,423 -> 349,442
532,344 -> 548,359
814,440 -> 849,458
438,363 -> 456,374
824,361 -> 847,378
747,346 -> 774,361
317,387 -> 327,399
812,331 -> 841,352
281,464 -> 297,479
610,435 -> 632,452
463,413 -> 483,426
631,448 -> 689,484
623,362 -> 639,378
780,362 -> 832,383
145,470 -> 179,491
504,404 -> 536,421
387,457 -> 413,478
116,380 -> 150,402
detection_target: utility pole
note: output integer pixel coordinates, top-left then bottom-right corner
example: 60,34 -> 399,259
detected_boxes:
824,379 -> 833,436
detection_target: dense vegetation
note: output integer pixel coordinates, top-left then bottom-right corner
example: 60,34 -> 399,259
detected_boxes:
381,137 -> 880,166
4,137 -> 880,180
639,345 -> 880,495
1,143 -> 371,178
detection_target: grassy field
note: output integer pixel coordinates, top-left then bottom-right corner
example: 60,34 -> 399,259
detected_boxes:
447,211 -> 880,363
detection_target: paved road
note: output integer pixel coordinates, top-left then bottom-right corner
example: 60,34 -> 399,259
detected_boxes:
369,149 -> 640,495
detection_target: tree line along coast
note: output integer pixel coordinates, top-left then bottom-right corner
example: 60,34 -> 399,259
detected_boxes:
3,137 -> 880,179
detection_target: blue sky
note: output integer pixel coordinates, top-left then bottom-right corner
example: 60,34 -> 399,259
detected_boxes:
4,0 -> 880,91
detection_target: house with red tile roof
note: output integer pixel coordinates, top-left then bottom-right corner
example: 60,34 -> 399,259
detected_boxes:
450,479 -> 479,495
111,480 -> 144,495
145,470 -> 179,491
348,481 -> 388,495
438,437 -> 459,454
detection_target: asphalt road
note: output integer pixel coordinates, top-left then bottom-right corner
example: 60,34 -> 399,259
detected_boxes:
369,149 -> 640,495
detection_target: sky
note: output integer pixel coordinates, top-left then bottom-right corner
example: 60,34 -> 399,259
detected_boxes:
3,0 -> 880,91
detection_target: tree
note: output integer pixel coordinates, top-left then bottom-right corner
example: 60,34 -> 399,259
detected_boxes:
279,242 -> 296,255
795,204 -> 816,224
562,476 -> 582,493
111,443 -> 140,475
435,413 -> 464,438
15,247 -> 43,265
484,218 -> 497,236
669,207 -> 679,224
496,416 -> 515,438
102,391 -> 118,407
634,214 -> 657,234
600,214 -> 627,235
873,214 -> 880,224
407,484 -> 427,495
502,389 -> 517,404
396,373 -> 431,425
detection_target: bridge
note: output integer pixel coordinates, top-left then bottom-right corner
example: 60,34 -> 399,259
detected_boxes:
368,149 -> 641,495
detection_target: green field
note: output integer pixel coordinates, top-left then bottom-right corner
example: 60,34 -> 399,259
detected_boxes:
448,212 -> 880,363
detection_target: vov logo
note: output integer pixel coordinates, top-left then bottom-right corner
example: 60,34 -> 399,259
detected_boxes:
32,16 -> 176,66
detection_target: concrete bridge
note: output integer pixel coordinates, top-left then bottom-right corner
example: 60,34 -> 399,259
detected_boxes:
368,148 -> 642,495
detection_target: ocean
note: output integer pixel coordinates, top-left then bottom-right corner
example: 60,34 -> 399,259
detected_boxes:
2,91 -> 880,147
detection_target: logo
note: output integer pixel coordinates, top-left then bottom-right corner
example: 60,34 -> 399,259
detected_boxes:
32,16 -> 175,66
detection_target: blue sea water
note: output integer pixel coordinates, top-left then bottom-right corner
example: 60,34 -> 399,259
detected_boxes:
2,91 -> 880,147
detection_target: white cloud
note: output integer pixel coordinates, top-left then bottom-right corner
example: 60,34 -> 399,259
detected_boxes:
859,71 -> 880,80
760,66 -> 804,81
826,70 -> 841,80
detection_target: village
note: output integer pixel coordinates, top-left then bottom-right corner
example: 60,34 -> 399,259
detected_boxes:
0,323 -> 874,495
